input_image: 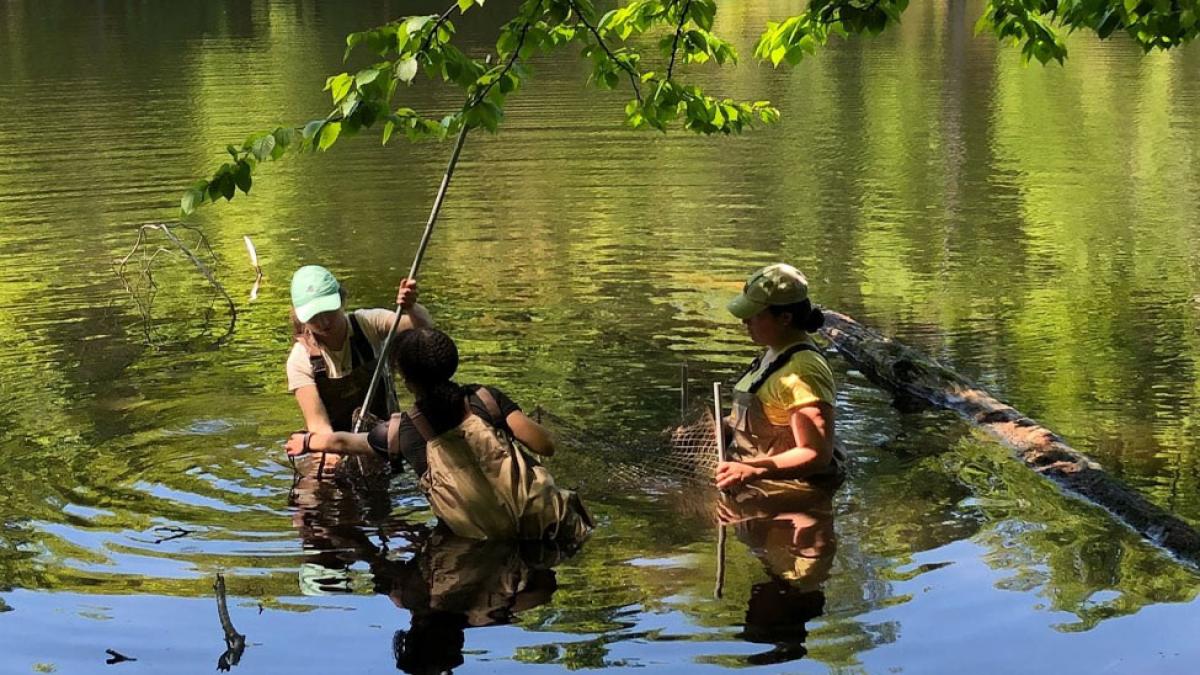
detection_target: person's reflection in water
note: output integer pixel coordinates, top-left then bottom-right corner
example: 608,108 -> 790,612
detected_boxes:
373,530 -> 570,674
291,484 -> 571,674
718,480 -> 837,667
290,467 -> 412,597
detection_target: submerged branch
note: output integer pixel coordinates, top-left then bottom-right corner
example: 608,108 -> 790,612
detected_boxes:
114,223 -> 238,348
214,573 -> 246,671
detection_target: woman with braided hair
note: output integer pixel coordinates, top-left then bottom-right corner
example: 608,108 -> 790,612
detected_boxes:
286,327 -> 592,543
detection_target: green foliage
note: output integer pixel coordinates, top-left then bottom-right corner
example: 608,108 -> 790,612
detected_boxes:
755,0 -> 909,67
974,0 -> 1200,65
182,0 -> 1200,217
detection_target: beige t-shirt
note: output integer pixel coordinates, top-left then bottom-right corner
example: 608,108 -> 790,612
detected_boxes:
286,308 -> 397,391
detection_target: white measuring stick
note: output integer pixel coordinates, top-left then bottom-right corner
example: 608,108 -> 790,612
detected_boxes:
712,381 -> 726,463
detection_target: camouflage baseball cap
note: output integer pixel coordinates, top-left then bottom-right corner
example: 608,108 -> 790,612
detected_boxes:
727,263 -> 809,320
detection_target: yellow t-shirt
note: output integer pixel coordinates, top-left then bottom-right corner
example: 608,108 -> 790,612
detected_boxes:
734,339 -> 836,427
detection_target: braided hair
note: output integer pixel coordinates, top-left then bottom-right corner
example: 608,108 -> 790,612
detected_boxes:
393,327 -> 467,432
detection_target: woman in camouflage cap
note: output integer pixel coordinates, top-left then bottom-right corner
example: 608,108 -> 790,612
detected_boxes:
718,263 -> 843,492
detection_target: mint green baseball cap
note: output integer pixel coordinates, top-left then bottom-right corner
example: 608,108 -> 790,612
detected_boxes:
291,265 -> 342,323
727,263 -> 810,319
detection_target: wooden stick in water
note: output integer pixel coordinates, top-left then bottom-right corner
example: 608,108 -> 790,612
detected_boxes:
713,381 -> 727,599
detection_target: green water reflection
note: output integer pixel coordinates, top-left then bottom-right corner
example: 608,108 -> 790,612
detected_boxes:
1,0 -> 1199,672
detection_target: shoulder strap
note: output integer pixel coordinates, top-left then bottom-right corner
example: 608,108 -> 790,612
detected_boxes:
387,413 -> 403,455
747,343 -> 822,394
404,408 -> 436,443
473,386 -> 504,423
299,331 -> 328,378
346,312 -> 376,369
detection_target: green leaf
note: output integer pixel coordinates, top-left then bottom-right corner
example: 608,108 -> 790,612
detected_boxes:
318,121 -> 342,151
234,161 -> 252,193
250,134 -> 276,162
365,29 -> 392,56
355,68 -> 380,87
302,119 -> 325,141
340,92 -> 360,118
382,120 -> 396,146
344,32 -> 363,61
328,73 -> 353,103
271,128 -> 294,159
396,57 -> 418,84
497,28 -> 519,55
219,174 -> 236,201
181,186 -> 204,216
457,0 -> 473,13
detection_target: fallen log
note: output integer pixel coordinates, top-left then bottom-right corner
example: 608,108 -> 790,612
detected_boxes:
820,309 -> 1200,568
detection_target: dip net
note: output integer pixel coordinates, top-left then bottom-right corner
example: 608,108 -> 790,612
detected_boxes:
534,405 -> 723,490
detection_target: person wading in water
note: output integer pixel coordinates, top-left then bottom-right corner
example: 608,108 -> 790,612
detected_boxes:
286,265 -> 432,476
717,263 -> 843,493
286,327 -> 592,543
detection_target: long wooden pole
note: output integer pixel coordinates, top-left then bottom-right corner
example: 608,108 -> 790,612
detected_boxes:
351,122 -> 471,434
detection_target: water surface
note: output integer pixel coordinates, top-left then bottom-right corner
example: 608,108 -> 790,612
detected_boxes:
1,1 -> 1199,672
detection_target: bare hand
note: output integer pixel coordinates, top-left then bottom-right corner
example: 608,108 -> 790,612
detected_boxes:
715,461 -> 764,490
396,278 -> 418,311
285,432 -> 310,457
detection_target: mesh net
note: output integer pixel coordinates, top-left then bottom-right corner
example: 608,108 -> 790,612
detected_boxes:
536,406 -> 723,490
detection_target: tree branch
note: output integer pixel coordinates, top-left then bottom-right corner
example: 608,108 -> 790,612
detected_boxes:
667,0 -> 693,80
469,0 -> 546,107
567,0 -> 644,103
419,2 -> 463,56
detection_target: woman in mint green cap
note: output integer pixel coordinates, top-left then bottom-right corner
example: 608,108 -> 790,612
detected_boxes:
286,265 -> 432,448
718,263 -> 842,492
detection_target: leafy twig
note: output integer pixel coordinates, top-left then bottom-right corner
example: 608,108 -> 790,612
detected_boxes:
667,0 -> 693,80
567,0 -> 644,103
469,0 -> 545,107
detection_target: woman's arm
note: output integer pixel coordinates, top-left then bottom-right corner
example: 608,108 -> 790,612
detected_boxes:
285,430 -> 373,458
397,303 -> 433,331
394,278 -> 432,330
715,402 -> 834,490
294,385 -> 333,434
506,411 -> 556,456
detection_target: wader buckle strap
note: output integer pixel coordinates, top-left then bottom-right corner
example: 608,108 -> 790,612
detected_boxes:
744,342 -> 822,394
405,408 -> 437,443
473,386 -> 503,424
299,332 -> 329,379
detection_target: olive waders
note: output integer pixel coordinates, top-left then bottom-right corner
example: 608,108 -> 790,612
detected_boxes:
390,387 -> 592,543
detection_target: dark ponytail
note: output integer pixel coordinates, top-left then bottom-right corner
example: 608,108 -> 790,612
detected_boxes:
393,327 -> 466,431
768,299 -> 824,333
